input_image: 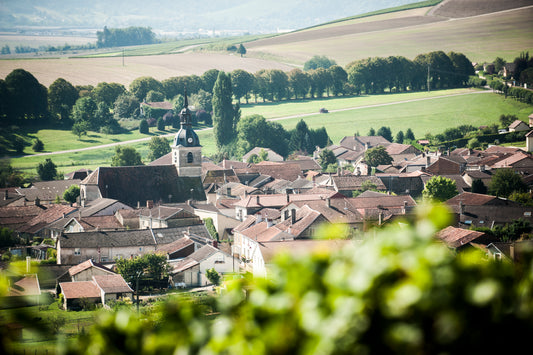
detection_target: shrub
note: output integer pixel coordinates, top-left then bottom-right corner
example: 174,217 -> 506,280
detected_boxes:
157,117 -> 165,131
32,138 -> 44,152
139,119 -> 149,134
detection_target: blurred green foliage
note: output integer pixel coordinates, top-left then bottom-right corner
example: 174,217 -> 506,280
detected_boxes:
2,204 -> 533,354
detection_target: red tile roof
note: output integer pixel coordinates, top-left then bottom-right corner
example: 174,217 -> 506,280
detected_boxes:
60,281 -> 101,299
93,274 -> 133,294
436,226 -> 486,248
8,274 -> 41,296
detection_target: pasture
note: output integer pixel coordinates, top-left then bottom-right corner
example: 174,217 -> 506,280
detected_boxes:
9,89 -> 533,176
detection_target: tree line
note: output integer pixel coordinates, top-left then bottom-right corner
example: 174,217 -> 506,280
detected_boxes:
96,26 -> 157,48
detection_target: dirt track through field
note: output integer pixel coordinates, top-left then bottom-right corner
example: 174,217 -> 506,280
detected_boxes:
23,90 -> 492,158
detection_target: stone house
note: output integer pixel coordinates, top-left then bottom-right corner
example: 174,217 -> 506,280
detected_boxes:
56,225 -> 211,264
169,244 -> 237,287
139,205 -> 202,229
508,119 -> 530,132
59,274 -> 133,310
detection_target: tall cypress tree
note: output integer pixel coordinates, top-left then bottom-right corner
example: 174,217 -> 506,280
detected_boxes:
212,71 -> 234,147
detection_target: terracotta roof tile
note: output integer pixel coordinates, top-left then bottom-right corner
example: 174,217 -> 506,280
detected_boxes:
436,226 -> 486,248
60,281 -> 101,299
93,274 -> 133,293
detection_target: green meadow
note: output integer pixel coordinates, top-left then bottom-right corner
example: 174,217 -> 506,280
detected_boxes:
9,89 -> 533,176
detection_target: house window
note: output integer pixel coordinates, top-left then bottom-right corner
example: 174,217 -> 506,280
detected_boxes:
187,152 -> 194,163
74,248 -> 81,255
215,255 -> 225,264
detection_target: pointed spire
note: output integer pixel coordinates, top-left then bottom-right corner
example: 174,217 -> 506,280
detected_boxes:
184,86 -> 188,108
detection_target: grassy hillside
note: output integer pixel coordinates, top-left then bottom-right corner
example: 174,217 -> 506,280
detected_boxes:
9,89 -> 532,176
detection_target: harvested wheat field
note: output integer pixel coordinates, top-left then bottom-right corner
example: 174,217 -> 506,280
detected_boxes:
0,52 -> 295,87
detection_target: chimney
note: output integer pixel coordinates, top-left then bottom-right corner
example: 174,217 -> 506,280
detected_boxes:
426,155 -> 431,168
286,193 -> 290,203
147,200 -> 154,209
256,195 -> 260,205
459,201 -> 465,215
326,197 -> 331,208
4,190 -> 7,200
137,201 -> 140,209
34,197 -> 40,206
226,187 -> 231,196
213,240 -> 218,248
378,211 -> 383,225
291,209 -> 296,224
403,201 -> 408,214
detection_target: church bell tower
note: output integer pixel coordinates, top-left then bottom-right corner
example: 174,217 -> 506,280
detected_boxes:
172,93 -> 202,177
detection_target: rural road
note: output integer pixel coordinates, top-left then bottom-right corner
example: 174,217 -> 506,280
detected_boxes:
23,89 -> 493,158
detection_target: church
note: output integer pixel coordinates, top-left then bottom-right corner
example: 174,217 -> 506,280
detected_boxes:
80,95 -> 206,208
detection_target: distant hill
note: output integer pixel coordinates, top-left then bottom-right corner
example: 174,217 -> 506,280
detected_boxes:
0,0 -> 430,34
246,0 -> 533,64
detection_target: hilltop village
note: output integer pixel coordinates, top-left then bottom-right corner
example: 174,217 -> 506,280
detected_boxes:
2,87 -> 533,310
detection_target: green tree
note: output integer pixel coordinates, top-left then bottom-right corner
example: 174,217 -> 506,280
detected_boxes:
499,114 -> 518,128
92,82 -> 125,107
139,119 -> 149,134
303,55 -> 336,71
309,68 -> 331,98
493,57 -> 506,73
71,96 -> 97,129
395,130 -> 404,144
115,253 -> 170,285
156,117 -> 165,131
471,179 -> 487,194
237,115 -> 289,158
405,128 -> 415,141
368,127 -> 376,136
0,160 -> 25,188
377,126 -> 393,142
47,77 -> 79,122
327,65 -> 348,96
288,68 -> 310,99
205,268 -> 221,286
114,93 -> 140,119
212,71 -> 235,148
129,76 -> 163,102
364,146 -> 393,167
237,44 -> 246,57
146,90 -> 165,102
148,136 -> 170,161
422,175 -> 458,202
230,69 -> 254,103
200,69 -> 220,93
72,120 -> 90,139
111,146 -> 143,167
317,148 -> 337,171
289,120 -> 314,154
32,138 -> 44,152
63,184 -> 80,205
37,158 -> 57,181
489,168 -> 527,198
4,68 -> 48,122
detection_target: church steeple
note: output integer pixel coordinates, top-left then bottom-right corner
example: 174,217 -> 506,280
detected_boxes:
172,91 -> 202,177
173,90 -> 200,147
